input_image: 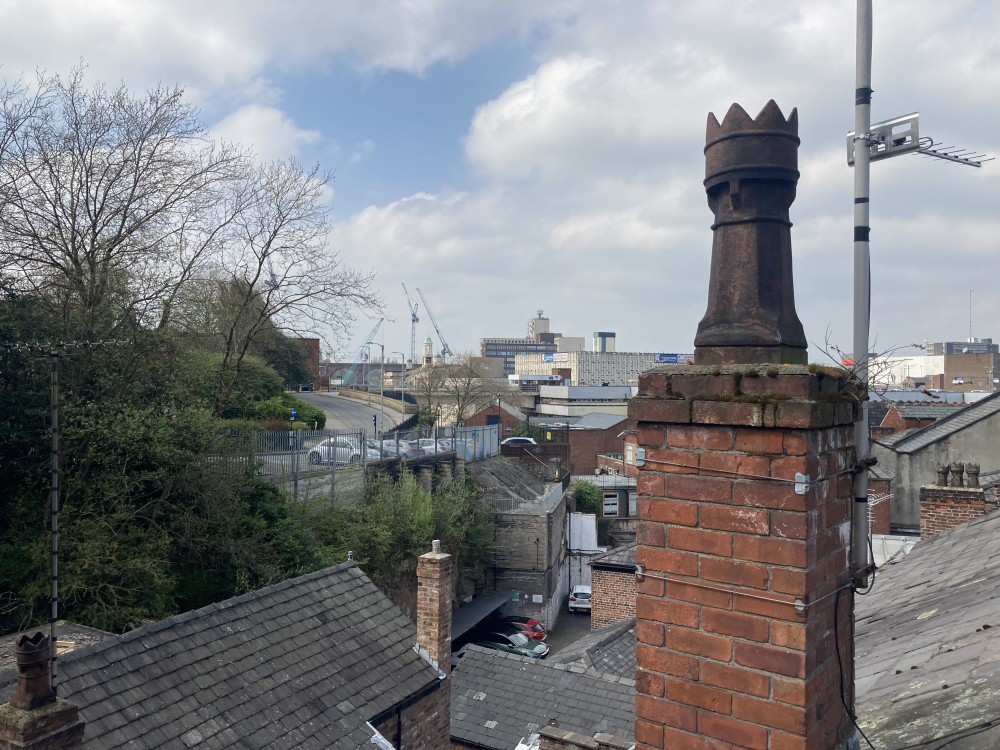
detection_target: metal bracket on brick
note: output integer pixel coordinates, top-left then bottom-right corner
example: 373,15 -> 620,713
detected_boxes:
794,473 -> 810,494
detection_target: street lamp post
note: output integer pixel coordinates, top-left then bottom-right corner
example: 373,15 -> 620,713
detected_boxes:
368,342 -> 385,440
391,351 -> 406,416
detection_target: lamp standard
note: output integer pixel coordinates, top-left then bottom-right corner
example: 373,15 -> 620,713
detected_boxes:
391,351 -> 406,417
369,341 -> 385,439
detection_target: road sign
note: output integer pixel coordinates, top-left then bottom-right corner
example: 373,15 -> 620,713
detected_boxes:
291,408 -> 297,420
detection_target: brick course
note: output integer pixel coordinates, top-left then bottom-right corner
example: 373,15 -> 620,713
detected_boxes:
919,485 -> 987,539
592,568 -> 637,629
632,366 -> 860,750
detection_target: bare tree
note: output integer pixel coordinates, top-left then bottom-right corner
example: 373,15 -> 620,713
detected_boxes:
409,355 -> 513,426
0,67 -> 246,336
197,159 -> 377,414
0,67 -> 380,413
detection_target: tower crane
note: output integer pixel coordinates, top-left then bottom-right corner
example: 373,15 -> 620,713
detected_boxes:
416,288 -> 452,362
401,283 -> 419,364
341,318 -> 384,386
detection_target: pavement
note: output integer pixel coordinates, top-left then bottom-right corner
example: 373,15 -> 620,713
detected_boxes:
546,608 -> 593,655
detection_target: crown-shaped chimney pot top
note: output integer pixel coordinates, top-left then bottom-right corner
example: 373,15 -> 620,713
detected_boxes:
706,100 -> 798,144
694,100 -> 808,365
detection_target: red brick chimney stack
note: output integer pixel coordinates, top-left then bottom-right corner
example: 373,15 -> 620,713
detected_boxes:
631,367 -> 861,749
415,539 -> 452,748
0,633 -> 84,749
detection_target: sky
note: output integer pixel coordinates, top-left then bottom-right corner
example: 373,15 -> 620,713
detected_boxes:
2,1 -> 997,364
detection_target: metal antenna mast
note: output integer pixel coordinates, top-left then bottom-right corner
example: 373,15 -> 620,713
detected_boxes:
848,1 -> 990,583
1,339 -> 132,695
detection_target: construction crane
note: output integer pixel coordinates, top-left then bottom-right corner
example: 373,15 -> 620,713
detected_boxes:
401,283 -> 419,364
416,288 -> 451,361
340,318 -> 384,386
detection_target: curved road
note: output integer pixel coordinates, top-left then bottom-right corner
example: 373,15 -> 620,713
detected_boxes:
294,390 -> 403,433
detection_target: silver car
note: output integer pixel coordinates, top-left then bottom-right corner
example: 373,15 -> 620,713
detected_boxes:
308,437 -> 380,465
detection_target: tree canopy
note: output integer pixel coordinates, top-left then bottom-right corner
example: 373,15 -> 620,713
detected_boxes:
0,68 -> 398,634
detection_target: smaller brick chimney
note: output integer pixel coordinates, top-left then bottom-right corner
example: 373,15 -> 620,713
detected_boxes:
414,540 -> 453,749
0,633 -> 84,750
920,484 -> 989,539
416,539 -> 453,673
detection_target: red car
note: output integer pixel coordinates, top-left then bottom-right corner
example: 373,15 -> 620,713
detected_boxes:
499,616 -> 547,642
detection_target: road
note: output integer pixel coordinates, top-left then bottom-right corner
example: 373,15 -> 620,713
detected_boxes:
294,390 -> 403,433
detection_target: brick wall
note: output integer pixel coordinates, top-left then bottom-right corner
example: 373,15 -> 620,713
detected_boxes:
413,543 -> 451,750
591,568 -> 636,628
919,485 -> 986,540
569,422 -> 635,476
631,366 -> 860,750
869,477 -> 891,535
465,405 -> 521,437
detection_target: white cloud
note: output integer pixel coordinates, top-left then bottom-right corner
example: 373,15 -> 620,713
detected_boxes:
212,105 -> 323,162
333,0 -> 999,357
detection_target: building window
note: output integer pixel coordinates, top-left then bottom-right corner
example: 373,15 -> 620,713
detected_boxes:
602,492 -> 619,517
624,443 -> 635,466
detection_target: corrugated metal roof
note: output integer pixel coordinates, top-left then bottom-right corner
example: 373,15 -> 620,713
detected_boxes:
572,412 -> 628,430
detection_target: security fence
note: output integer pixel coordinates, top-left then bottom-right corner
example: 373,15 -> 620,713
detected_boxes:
222,424 -> 500,502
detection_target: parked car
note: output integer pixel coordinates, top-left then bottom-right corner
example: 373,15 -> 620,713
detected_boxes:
501,436 -> 537,445
471,628 -> 549,659
417,438 -> 449,455
377,438 -> 420,459
568,585 -> 592,613
308,437 -> 381,465
498,615 -> 547,642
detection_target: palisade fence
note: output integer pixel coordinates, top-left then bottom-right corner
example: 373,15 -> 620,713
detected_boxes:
219,424 -> 501,502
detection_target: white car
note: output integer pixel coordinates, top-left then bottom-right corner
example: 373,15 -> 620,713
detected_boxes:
501,436 -> 537,446
308,437 -> 381,465
568,585 -> 592,613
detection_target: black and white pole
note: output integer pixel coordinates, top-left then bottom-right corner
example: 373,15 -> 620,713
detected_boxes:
851,0 -> 873,579
49,350 -> 60,694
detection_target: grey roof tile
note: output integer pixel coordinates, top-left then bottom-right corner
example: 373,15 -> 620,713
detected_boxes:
856,511 -> 1000,747
881,390 -> 1000,454
590,543 -> 637,571
451,645 -> 633,750
0,562 -> 441,749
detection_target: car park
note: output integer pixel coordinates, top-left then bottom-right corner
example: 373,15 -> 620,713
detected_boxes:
377,438 -> 420,459
471,627 -> 549,659
568,585 -> 592,613
308,437 -> 381,465
498,615 -> 547,642
417,438 -> 449,455
501,436 -> 537,445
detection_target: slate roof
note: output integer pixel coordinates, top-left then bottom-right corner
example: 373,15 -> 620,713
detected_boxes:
590,543 -> 636,572
867,401 -> 891,429
546,618 -> 637,680
0,563 -> 441,749
889,403 -> 967,421
856,511 -> 1000,748
451,645 -> 634,749
0,622 -> 113,673
879,390 -> 1000,454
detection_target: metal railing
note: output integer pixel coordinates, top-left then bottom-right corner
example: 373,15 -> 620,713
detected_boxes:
220,424 -> 501,501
